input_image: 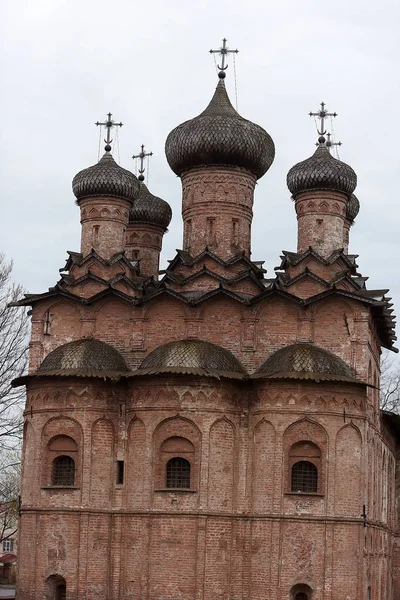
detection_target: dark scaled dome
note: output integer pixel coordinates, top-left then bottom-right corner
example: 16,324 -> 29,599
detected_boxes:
37,339 -> 130,377
347,193 -> 360,222
165,78 -> 275,179
253,343 -> 358,383
129,182 -> 172,230
72,152 -> 140,203
136,339 -> 247,379
287,145 -> 357,196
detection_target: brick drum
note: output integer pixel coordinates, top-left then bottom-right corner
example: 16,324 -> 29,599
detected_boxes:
14,73 -> 399,600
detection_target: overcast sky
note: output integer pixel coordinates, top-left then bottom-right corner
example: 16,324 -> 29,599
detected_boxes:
1,0 -> 399,353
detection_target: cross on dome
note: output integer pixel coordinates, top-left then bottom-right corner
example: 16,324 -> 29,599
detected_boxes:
209,37 -> 238,78
132,144 -> 153,182
309,101 -> 337,140
95,112 -> 123,152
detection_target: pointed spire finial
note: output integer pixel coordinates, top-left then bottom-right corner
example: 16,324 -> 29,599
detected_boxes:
132,144 -> 153,182
95,112 -> 123,153
209,37 -> 239,79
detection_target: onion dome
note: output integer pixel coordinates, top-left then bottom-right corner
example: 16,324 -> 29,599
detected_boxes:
346,193 -> 360,222
253,343 -> 358,383
165,77 -> 275,179
135,339 -> 247,379
129,182 -> 172,230
72,152 -> 140,203
287,144 -> 357,197
36,339 -> 130,377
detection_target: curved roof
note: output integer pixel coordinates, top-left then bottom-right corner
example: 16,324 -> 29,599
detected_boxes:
347,193 -> 360,222
165,78 -> 275,179
129,182 -> 172,229
135,339 -> 247,379
253,343 -> 359,383
287,145 -> 357,197
72,152 -> 140,203
37,338 -> 130,378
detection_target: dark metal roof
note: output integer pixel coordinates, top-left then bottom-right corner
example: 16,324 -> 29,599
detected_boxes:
347,193 -> 360,221
253,343 -> 361,383
129,183 -> 172,229
136,339 -> 247,379
72,152 -> 140,203
287,145 -> 357,196
37,339 -> 130,375
165,79 -> 275,179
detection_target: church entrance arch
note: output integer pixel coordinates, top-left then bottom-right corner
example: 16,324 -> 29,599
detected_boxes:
290,583 -> 313,600
45,574 -> 66,600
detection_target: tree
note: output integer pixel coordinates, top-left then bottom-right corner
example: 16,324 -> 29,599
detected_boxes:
380,349 -> 400,414
0,450 -> 20,547
0,253 -> 29,451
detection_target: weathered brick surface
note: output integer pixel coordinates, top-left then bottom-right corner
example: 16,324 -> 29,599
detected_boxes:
16,154 -> 398,599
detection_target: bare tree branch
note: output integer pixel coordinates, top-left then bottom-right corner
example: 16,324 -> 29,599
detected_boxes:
0,253 -> 29,450
380,350 -> 400,414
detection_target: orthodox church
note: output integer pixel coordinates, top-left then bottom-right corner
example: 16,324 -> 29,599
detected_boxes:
13,41 -> 399,600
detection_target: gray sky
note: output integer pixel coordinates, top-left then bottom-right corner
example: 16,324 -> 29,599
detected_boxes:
1,0 -> 399,352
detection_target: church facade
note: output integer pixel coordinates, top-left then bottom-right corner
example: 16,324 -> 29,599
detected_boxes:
13,60 -> 399,600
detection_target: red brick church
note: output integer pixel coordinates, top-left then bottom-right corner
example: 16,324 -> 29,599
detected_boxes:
13,46 -> 399,600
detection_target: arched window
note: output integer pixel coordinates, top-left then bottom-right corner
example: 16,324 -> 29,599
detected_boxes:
52,456 -> 75,486
289,441 -> 321,494
292,461 -> 318,493
166,457 -> 191,489
290,583 -> 312,600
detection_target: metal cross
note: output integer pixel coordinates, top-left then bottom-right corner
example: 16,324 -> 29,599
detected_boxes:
132,144 -> 153,181
209,37 -> 238,71
95,112 -> 123,150
309,102 -> 337,136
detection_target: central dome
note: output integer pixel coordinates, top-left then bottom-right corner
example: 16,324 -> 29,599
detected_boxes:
165,78 -> 275,179
136,339 -> 247,379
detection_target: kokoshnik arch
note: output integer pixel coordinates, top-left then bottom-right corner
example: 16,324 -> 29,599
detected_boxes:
12,39 -> 399,600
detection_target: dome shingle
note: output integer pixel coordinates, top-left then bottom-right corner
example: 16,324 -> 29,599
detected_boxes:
130,183 -> 172,229
165,79 -> 275,179
287,145 -> 357,197
72,153 -> 140,203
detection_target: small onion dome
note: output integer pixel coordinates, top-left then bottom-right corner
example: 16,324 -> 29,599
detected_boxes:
287,145 -> 357,197
36,339 -> 130,377
253,343 -> 358,384
135,339 -> 247,379
129,182 -> 172,230
72,152 -> 140,203
347,193 -> 360,222
165,78 -> 275,179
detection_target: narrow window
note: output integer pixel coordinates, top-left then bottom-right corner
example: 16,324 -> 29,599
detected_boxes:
291,461 -> 318,493
44,310 -> 52,335
206,218 -> 215,245
52,456 -> 75,486
232,219 -> 239,246
116,460 -> 124,485
92,225 -> 100,245
166,457 -> 191,489
185,219 -> 192,249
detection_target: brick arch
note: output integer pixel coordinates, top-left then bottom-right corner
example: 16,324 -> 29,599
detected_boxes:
89,418 -> 114,508
41,416 -> 82,489
208,417 -> 236,511
153,415 -> 201,491
252,418 -> 276,512
334,423 -> 362,516
283,417 -> 328,496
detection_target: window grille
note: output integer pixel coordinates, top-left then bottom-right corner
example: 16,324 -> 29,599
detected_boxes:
52,455 -> 75,486
2,539 -> 14,552
166,457 -> 190,488
291,461 -> 318,493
